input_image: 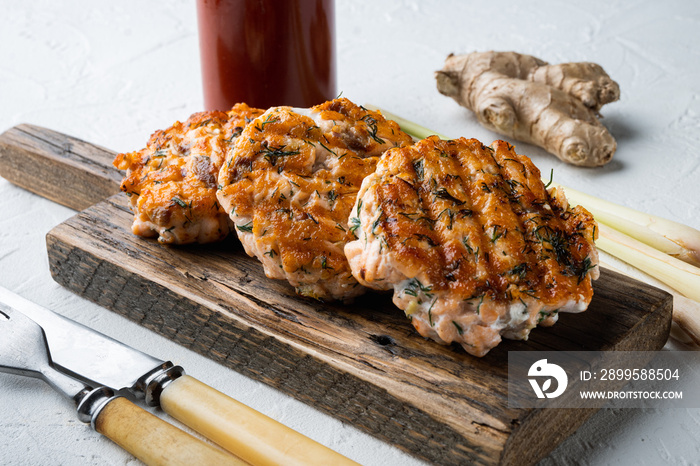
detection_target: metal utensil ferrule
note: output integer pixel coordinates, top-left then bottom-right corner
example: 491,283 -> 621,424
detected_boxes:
135,362 -> 185,407
76,386 -> 119,428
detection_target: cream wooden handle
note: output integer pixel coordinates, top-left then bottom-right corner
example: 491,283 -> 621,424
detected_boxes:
160,375 -> 359,466
94,396 -> 244,466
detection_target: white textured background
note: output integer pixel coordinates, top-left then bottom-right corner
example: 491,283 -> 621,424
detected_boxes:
1,0 -> 699,464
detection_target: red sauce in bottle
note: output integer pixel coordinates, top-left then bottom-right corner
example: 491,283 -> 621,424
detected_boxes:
196,0 -> 337,110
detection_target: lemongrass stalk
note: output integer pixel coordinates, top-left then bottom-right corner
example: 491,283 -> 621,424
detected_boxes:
364,104 -> 451,140
596,223 -> 700,302
554,182 -> 700,268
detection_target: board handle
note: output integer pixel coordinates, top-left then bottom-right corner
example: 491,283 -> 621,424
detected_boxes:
0,124 -> 121,210
160,375 -> 360,466
94,396 -> 245,466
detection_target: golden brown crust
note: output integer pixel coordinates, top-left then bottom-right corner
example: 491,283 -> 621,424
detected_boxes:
217,98 -> 413,300
371,137 -> 597,304
114,103 -> 264,244
346,136 -> 599,355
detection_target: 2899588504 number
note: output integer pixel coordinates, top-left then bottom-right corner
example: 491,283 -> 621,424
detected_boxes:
599,368 -> 680,381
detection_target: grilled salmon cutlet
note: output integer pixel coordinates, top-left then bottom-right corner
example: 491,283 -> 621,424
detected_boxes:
114,103 -> 264,244
216,98 -> 414,301
345,136 -> 600,356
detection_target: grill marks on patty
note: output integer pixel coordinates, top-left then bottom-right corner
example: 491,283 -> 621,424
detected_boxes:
367,137 -> 596,305
345,136 -> 599,356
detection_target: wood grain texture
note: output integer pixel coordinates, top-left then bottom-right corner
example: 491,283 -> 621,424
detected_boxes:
0,124 -> 121,210
46,194 -> 673,466
0,124 -> 673,464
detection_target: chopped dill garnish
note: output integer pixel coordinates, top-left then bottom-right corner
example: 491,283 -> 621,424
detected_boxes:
260,144 -> 300,166
371,214 -> 383,235
319,140 -> 338,156
434,187 -> 465,205
171,197 -> 188,209
274,207 -> 293,219
236,222 -> 253,233
438,208 -> 455,230
535,226 -> 573,267
476,295 -> 485,314
509,263 -> 530,279
413,233 -> 437,247
574,256 -> 596,284
361,115 -> 385,144
490,225 -> 505,243
320,256 -> 334,270
255,114 -> 279,132
412,159 -> 424,181
538,309 -> 559,324
403,278 -> 433,298
327,190 -> 338,206
226,127 -> 243,142
462,237 -> 474,254
349,217 -> 361,236
426,298 -> 438,327
544,168 -> 554,188
465,293 -> 486,315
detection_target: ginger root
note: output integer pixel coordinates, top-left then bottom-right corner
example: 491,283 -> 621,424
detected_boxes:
435,51 -> 620,167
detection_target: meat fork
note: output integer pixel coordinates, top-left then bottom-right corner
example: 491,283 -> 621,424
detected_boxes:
0,303 -> 242,465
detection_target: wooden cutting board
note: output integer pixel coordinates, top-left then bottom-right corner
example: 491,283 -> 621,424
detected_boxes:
0,124 -> 672,465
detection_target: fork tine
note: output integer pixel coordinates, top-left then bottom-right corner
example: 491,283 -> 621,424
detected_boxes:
0,299 -> 96,401
0,301 -> 90,400
0,302 -> 51,379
